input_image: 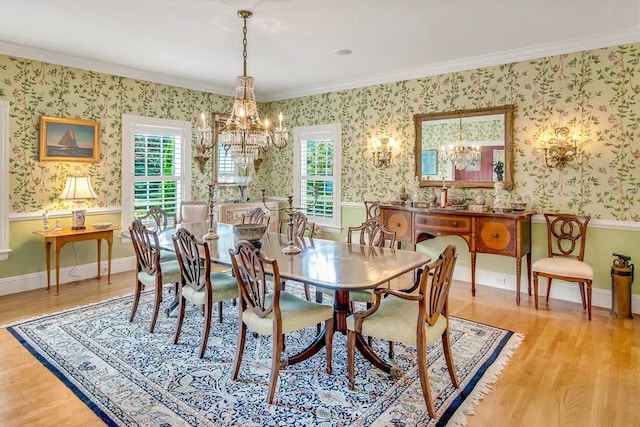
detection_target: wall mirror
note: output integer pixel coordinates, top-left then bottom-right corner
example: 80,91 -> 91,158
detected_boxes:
414,105 -> 514,189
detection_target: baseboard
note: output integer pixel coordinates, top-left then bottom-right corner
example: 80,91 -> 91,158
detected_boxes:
0,256 -> 136,296
454,265 -> 640,315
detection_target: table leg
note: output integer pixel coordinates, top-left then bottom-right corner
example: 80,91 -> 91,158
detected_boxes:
470,252 -> 477,297
107,237 -> 113,284
96,239 -> 102,279
527,252 -> 532,296
55,243 -> 62,295
516,257 -> 522,305
44,241 -> 52,290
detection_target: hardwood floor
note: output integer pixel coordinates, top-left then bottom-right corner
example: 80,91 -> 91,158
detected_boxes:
1,271 -> 639,426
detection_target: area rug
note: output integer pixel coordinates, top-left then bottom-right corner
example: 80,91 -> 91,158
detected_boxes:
6,288 -> 522,426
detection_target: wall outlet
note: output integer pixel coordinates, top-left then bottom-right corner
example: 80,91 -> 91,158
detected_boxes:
493,276 -> 506,286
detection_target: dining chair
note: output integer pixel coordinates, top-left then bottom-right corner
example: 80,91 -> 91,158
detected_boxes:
278,211 -> 315,300
364,200 -> 381,220
179,201 -> 208,224
346,244 -> 460,418
228,240 -> 334,404
172,228 -> 239,358
128,219 -> 182,333
533,213 -> 593,320
241,207 -> 271,228
136,206 -> 178,262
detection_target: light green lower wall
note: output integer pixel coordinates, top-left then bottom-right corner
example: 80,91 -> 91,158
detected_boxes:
335,206 -> 639,295
2,208 -> 638,298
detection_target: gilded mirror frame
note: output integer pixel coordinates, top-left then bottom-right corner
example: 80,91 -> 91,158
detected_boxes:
414,105 -> 514,190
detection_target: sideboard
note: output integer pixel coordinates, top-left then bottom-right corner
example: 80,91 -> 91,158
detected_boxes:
213,201 -> 279,233
379,204 -> 534,305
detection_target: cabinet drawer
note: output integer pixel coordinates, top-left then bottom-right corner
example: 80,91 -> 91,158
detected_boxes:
476,218 -> 516,255
415,213 -> 471,235
382,209 -> 412,242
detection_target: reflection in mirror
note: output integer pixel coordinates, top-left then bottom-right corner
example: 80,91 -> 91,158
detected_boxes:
414,105 -> 514,189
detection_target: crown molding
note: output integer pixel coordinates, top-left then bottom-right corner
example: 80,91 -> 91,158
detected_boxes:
0,41 -> 235,97
265,28 -> 640,102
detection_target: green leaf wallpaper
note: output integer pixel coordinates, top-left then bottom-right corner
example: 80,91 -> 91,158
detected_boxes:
1,42 -> 639,221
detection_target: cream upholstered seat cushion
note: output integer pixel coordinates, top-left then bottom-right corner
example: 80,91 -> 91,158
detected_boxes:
181,272 -> 239,306
346,295 -> 447,345
137,260 -> 181,287
243,291 -> 334,336
317,287 -> 376,303
532,257 -> 593,280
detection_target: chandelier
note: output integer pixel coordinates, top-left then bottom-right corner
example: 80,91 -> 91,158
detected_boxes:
219,10 -> 288,166
444,117 -> 480,170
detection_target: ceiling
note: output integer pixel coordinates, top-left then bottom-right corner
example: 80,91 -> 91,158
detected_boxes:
1,0 -> 639,102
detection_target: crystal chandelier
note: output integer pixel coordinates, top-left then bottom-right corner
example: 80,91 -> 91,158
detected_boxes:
445,117 -> 480,170
219,10 -> 288,166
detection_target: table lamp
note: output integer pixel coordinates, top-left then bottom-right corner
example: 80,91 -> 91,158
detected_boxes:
60,175 -> 97,230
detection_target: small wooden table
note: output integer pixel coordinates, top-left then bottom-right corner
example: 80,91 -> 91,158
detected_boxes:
34,225 -> 120,294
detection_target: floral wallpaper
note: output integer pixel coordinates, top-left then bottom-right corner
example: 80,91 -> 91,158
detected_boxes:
259,43 -> 640,221
2,42 -> 639,221
1,55 -> 233,212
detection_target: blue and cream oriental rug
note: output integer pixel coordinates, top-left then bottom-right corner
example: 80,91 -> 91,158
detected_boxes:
7,289 -> 522,426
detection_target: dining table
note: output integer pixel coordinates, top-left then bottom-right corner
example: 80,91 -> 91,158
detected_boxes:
155,221 -> 431,373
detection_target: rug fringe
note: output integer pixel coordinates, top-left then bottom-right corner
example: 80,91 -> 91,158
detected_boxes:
444,332 -> 524,426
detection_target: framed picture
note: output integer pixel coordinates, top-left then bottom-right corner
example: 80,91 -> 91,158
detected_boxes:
421,150 -> 437,176
39,116 -> 100,162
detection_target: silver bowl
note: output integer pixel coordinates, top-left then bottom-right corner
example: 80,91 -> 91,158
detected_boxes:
232,223 -> 267,244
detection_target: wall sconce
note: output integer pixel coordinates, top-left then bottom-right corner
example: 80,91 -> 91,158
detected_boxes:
541,126 -> 579,169
60,174 -> 97,229
194,112 -> 214,173
372,137 -> 393,168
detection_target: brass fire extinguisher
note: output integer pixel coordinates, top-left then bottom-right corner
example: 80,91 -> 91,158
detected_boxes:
611,253 -> 634,319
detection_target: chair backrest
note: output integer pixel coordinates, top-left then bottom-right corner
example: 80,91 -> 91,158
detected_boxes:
419,244 -> 458,326
278,211 -> 315,238
347,218 -> 396,248
172,228 -> 211,292
242,207 -> 271,228
229,240 -> 282,319
364,201 -> 381,220
129,219 -> 161,275
543,213 -> 590,261
136,206 -> 176,229
179,201 -> 208,224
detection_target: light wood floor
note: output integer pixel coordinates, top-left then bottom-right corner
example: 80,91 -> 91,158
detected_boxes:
1,271 -> 639,426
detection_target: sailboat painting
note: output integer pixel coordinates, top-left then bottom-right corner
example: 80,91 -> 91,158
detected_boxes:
39,116 -> 100,162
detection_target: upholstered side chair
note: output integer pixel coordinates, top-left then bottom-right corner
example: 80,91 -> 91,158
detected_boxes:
128,219 -> 181,333
346,244 -> 460,418
532,213 -> 593,320
179,201 -> 208,224
228,240 -> 334,404
172,228 -> 238,358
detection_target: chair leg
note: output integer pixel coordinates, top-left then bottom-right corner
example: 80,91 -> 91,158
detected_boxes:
231,320 -> 247,380
416,330 -> 436,418
442,328 -> 459,388
218,301 -> 223,323
533,273 -> 539,310
347,330 -> 356,390
304,283 -> 311,301
578,282 -> 587,309
324,318 -> 334,375
149,281 -> 163,333
546,278 -> 553,302
315,290 -> 323,334
388,341 -> 395,360
172,295 -> 186,345
129,279 -> 143,322
267,331 -> 284,404
586,280 -> 592,321
199,296 -> 213,359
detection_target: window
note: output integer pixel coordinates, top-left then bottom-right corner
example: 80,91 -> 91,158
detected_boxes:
293,123 -> 341,231
121,115 -> 191,229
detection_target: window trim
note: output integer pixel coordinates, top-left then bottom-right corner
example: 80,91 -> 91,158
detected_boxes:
293,123 -> 342,231
121,115 -> 191,230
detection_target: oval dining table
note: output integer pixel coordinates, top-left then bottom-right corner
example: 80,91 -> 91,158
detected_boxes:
154,221 -> 430,374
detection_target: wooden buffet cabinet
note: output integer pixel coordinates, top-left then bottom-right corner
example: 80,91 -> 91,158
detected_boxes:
379,204 -> 534,305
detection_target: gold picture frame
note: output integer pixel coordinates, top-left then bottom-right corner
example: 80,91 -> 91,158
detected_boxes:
39,116 -> 100,162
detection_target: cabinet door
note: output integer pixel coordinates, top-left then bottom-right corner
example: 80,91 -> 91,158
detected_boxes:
476,217 -> 516,255
381,209 -> 412,242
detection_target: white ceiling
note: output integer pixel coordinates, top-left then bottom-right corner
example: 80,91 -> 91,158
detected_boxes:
1,0 -> 639,102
